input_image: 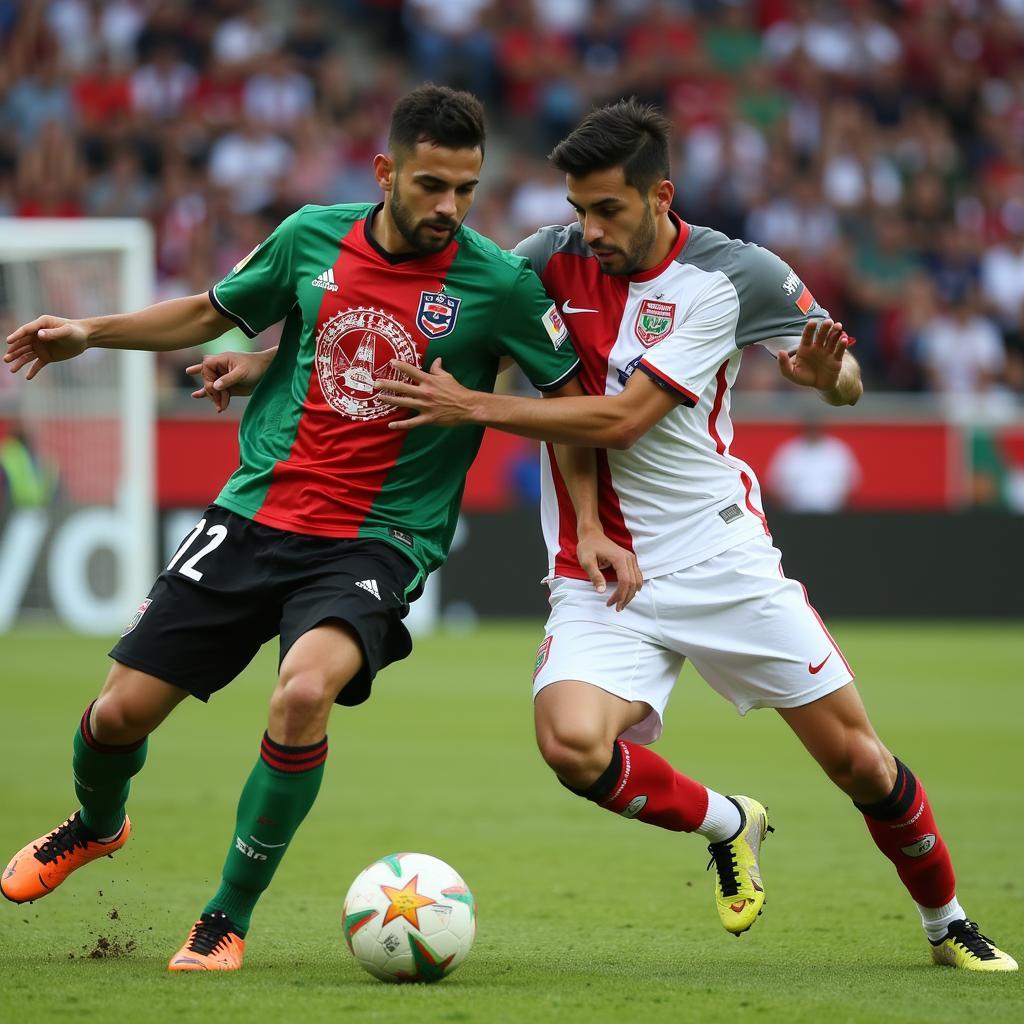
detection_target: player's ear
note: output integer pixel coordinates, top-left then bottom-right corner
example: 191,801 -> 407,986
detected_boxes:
653,178 -> 674,216
373,154 -> 395,193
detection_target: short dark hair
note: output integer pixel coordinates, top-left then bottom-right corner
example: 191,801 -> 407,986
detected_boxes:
549,99 -> 671,192
388,84 -> 486,157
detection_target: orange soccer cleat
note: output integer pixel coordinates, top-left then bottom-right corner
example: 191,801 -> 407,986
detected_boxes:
1,812 -> 131,904
168,911 -> 246,971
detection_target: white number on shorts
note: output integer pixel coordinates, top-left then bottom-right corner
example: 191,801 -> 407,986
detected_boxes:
165,519 -> 228,581
165,519 -> 205,572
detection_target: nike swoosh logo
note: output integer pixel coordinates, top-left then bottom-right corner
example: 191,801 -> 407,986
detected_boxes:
808,652 -> 833,675
250,836 -> 288,849
562,300 -> 599,314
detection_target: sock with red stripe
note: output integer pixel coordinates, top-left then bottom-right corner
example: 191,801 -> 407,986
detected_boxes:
855,758 -> 958,924
570,739 -> 740,840
72,701 -> 148,838
204,732 -> 327,935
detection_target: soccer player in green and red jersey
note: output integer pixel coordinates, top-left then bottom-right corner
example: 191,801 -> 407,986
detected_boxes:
0,85 -> 640,973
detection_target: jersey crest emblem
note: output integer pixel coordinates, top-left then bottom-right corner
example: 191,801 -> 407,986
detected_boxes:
315,306 -> 419,421
634,298 -> 676,347
416,290 -> 461,339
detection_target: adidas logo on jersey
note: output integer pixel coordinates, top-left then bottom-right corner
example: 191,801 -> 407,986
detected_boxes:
355,579 -> 381,600
312,267 -> 338,292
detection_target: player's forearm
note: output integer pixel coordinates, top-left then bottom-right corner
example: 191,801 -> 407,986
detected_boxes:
552,443 -> 602,530
820,352 -> 863,406
84,294 -> 231,353
467,391 -> 636,449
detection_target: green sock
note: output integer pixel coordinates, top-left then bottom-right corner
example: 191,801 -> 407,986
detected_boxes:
204,732 -> 327,936
73,702 -> 148,837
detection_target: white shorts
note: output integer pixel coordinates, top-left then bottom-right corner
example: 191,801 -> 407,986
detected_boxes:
532,535 -> 853,745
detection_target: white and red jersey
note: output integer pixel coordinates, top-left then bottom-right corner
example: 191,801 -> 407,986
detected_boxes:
514,214 -> 833,580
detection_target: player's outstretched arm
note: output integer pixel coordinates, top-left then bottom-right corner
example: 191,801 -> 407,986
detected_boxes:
187,346 -> 278,413
777,318 -> 863,406
377,358 -> 679,449
4,293 -> 235,381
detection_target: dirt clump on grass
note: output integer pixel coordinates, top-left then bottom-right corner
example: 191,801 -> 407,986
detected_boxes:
70,907 -> 137,959
84,934 -> 137,959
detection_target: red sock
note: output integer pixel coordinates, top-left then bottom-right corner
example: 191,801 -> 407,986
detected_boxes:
856,759 -> 956,908
577,739 -> 709,832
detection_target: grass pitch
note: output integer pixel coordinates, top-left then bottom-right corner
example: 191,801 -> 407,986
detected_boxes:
0,622 -> 1021,1023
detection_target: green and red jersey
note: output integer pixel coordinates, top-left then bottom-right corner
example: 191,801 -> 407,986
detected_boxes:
209,202 -> 578,578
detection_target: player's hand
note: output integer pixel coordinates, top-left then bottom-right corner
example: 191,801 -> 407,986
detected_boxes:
777,319 -> 848,392
186,348 -> 275,413
576,527 -> 644,611
376,358 -> 478,429
4,315 -> 89,379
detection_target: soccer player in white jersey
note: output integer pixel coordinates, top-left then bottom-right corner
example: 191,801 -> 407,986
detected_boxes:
371,100 -> 1017,971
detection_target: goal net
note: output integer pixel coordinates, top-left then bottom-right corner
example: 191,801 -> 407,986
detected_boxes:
0,219 -> 155,634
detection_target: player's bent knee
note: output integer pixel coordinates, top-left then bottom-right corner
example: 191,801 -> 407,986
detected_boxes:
536,728 -> 610,786
90,693 -> 151,745
92,663 -> 188,742
824,734 -> 894,800
271,671 -> 342,726
849,742 -> 896,801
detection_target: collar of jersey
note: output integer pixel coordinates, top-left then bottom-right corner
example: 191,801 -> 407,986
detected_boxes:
361,202 -> 460,267
626,211 -> 690,283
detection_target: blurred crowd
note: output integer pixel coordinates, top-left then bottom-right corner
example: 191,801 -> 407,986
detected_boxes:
2,0 -> 1024,415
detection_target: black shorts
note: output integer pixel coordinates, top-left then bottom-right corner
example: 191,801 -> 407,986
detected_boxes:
110,505 -> 424,707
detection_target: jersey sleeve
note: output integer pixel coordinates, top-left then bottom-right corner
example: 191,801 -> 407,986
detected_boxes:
637,273 -> 740,407
493,263 -> 580,392
209,209 -> 303,337
733,244 -> 832,355
512,229 -> 560,277
511,231 -> 544,273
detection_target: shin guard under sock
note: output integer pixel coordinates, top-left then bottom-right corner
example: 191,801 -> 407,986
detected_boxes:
570,739 -> 711,833
855,758 -> 956,909
204,732 -> 327,935
73,701 -> 148,837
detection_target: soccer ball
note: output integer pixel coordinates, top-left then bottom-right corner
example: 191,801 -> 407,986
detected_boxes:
342,852 -> 476,983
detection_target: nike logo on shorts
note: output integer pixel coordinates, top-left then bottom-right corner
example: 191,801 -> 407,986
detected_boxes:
808,652 -> 833,674
562,300 -> 599,315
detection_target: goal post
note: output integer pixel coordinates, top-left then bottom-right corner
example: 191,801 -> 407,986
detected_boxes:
0,218 -> 156,633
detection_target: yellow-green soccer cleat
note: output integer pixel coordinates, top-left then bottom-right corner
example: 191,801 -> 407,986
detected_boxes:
930,919 -> 1018,972
706,796 -> 772,936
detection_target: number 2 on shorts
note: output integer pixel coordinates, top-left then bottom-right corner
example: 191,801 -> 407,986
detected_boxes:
166,518 -> 228,581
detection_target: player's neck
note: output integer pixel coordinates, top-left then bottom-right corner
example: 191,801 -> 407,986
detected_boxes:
638,212 -> 680,274
371,204 -> 416,256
